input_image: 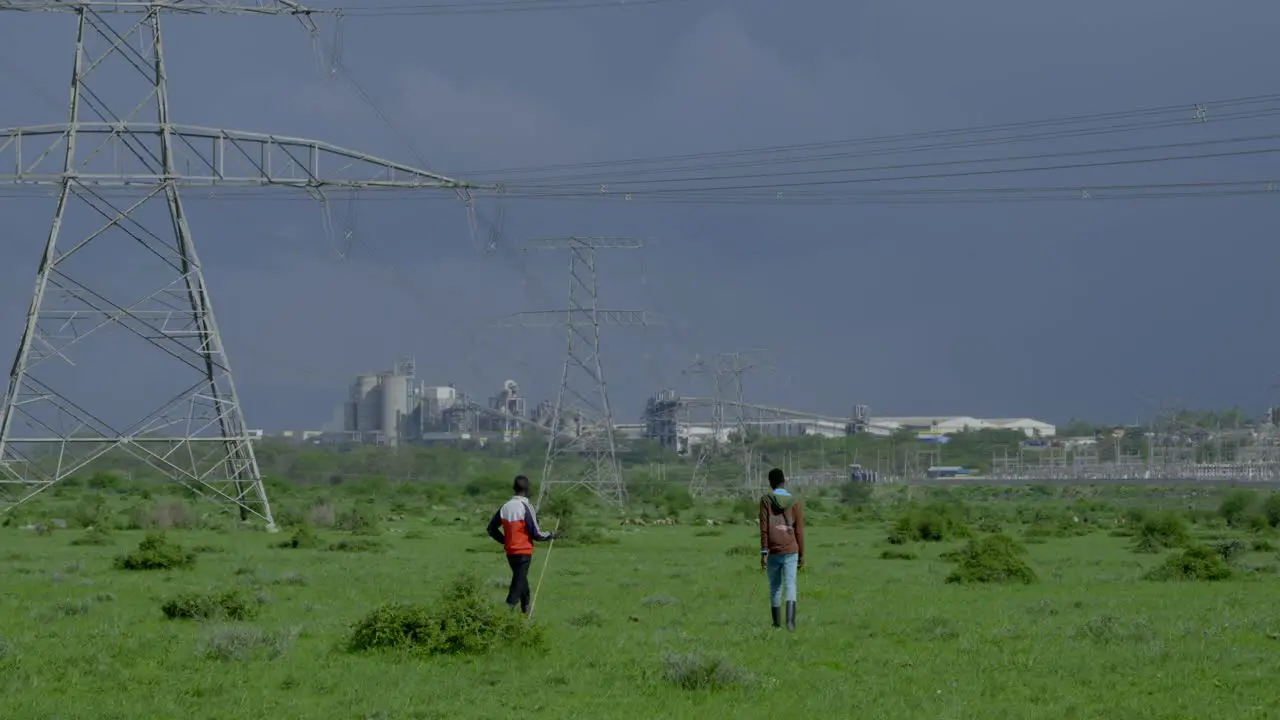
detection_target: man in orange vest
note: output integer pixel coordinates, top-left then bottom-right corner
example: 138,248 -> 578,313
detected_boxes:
487,475 -> 558,614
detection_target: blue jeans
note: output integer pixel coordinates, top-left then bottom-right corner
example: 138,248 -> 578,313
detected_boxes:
767,552 -> 798,606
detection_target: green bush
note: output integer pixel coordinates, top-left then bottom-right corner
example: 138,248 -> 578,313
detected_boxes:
944,534 -> 1037,585
1212,539 -> 1248,564
327,538 -> 387,553
334,506 -> 382,536
71,496 -> 109,529
197,625 -> 298,662
839,482 -> 873,507
880,549 -> 918,560
887,503 -> 970,544
125,499 -> 196,531
1145,544 -> 1234,582
568,609 -> 605,628
732,497 -> 758,522
276,526 -> 322,549
976,517 -> 1004,534
1133,511 -> 1190,553
1264,494 -> 1280,528
662,651 -> 749,691
113,533 -> 196,571
161,590 -> 259,621
554,526 -> 619,548
345,572 -> 544,657
1219,490 -> 1258,527
69,526 -> 114,547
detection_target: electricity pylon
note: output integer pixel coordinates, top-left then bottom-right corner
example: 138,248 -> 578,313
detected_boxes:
682,356 -> 724,498
0,1 -> 487,527
498,237 -> 657,508
684,350 -> 771,497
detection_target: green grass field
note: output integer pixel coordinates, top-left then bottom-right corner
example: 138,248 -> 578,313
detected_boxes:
3,490 -> 1280,719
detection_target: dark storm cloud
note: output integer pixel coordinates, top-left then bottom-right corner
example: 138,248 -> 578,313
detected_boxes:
2,0 -> 1279,430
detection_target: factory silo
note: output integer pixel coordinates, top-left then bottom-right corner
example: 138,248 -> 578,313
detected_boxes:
343,401 -> 358,435
380,372 -> 411,447
352,373 -> 382,436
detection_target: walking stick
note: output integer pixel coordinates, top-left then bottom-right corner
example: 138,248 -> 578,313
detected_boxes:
527,517 -> 561,622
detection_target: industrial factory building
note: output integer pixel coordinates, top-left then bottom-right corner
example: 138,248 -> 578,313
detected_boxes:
325,364 -> 1053,451
866,416 -> 1056,438
339,357 -> 528,446
640,390 -> 1055,454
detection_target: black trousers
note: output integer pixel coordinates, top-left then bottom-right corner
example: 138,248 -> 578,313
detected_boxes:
506,553 -> 532,613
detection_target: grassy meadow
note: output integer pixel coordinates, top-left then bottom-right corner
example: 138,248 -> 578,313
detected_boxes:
2,482 -> 1280,719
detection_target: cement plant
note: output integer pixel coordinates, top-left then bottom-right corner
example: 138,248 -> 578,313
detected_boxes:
311,355 -> 1052,446
272,356 -> 1280,491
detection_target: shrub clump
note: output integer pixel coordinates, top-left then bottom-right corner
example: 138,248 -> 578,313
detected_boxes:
662,651 -> 749,691
345,573 -> 543,657
1219,490 -> 1258,527
1263,494 -> 1280,528
69,526 -> 114,547
198,625 -> 298,662
276,526 -> 323,549
1133,511 -> 1190,553
113,532 -> 196,571
944,534 -> 1037,585
568,609 -> 605,628
554,526 -> 619,548
887,503 -> 970,544
125,499 -> 196,531
1212,539 -> 1248,564
334,506 -> 383,536
327,538 -> 387,553
161,589 -> 259,621
880,549 -> 918,560
1145,544 -> 1234,582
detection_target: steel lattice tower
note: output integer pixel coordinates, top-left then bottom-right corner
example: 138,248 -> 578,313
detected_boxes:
0,1 -> 485,527
499,237 -> 656,508
684,350 -> 770,498
682,356 -> 724,498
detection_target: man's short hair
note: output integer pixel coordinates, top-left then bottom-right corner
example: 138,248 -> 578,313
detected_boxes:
768,467 -> 786,489
514,475 -> 531,496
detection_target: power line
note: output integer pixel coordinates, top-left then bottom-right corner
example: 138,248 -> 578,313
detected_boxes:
492,134 -> 1280,192
311,0 -> 700,16
461,92 -> 1280,178
3,179 -> 1279,206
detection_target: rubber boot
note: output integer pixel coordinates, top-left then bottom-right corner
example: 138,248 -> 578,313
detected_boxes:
771,605 -> 782,628
785,601 -> 797,632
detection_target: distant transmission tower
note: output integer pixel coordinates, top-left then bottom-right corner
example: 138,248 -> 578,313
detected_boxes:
0,1 -> 485,527
499,237 -> 656,508
682,355 -> 724,498
682,350 -> 771,497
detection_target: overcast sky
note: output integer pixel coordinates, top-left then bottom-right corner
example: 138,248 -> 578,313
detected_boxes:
2,0 -> 1279,432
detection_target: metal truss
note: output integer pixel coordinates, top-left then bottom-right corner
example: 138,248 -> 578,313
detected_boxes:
0,125 -> 472,190
504,237 -> 653,508
0,1 -> 484,526
497,309 -> 658,328
680,359 -> 723,498
695,351 -> 771,498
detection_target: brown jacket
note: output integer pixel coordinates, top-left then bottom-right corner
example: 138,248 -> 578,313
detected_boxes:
759,493 -> 805,557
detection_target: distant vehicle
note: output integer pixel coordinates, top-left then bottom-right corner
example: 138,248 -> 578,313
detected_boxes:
926,465 -> 971,479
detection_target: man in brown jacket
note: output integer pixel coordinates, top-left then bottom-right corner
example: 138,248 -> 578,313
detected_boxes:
759,467 -> 804,631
